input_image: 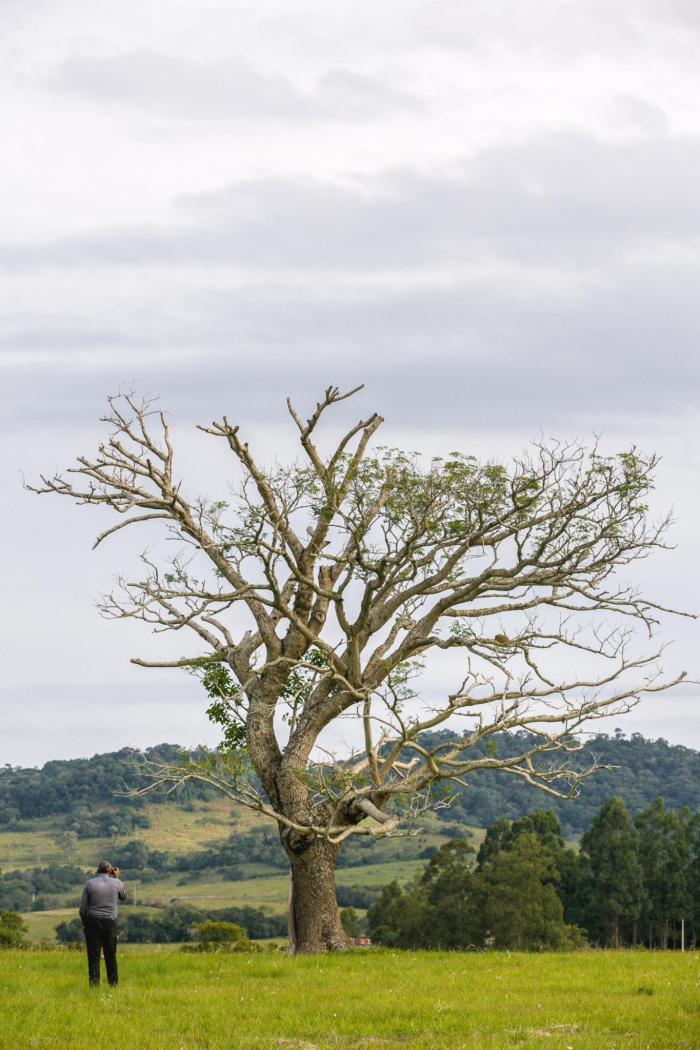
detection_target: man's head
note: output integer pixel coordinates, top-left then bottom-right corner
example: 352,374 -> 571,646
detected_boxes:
97,859 -> 112,874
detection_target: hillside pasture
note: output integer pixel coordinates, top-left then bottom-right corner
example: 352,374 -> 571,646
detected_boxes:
0,799 -> 245,872
1,948 -> 698,1049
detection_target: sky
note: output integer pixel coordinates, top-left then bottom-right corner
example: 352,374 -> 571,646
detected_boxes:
1,0 -> 699,768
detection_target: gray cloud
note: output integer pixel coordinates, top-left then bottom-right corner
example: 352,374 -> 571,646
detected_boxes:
50,50 -> 417,123
2,126 -> 700,436
4,131 -> 700,275
3,257 -> 699,435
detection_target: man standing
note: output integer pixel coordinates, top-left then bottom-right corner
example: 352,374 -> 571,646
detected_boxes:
79,859 -> 127,987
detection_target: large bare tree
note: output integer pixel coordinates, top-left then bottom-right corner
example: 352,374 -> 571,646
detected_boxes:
31,386 -> 689,952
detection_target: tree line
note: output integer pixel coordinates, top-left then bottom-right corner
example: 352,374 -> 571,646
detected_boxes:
367,797 -> 700,950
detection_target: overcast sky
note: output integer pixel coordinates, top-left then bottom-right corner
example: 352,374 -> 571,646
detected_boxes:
1,0 -> 699,767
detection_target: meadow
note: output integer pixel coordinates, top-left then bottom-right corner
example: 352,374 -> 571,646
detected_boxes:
1,948 -> 698,1049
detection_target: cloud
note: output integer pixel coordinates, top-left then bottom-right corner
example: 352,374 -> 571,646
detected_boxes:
50,50 -> 417,124
3,125 -> 700,433
4,130 -> 700,276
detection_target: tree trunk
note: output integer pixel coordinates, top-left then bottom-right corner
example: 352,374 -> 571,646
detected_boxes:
285,834 -> 347,954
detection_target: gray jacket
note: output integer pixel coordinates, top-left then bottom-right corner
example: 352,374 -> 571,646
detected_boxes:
79,874 -> 127,921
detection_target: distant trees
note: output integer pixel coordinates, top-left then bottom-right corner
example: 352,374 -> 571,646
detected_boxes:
0,744 -> 211,827
635,799 -> 691,949
370,799 -> 700,951
339,907 -> 363,938
367,829 -> 581,951
0,865 -> 88,912
3,732 -> 700,839
117,904 -> 287,944
440,731 -> 700,837
55,917 -> 84,943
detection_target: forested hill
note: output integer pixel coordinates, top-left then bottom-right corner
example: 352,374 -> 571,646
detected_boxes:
0,744 -> 213,828
1,731 -> 698,837
434,730 -> 700,835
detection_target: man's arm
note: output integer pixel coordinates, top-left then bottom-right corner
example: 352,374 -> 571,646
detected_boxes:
111,866 -> 127,901
79,883 -> 89,921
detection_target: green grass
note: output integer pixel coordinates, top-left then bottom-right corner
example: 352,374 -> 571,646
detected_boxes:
1,949 -> 698,1049
0,799 -> 245,870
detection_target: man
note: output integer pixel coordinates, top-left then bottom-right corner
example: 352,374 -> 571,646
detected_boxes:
79,860 -> 127,987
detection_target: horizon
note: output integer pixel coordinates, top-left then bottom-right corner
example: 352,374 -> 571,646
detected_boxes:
5,723 -> 699,774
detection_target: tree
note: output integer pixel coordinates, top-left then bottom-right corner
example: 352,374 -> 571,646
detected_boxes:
687,811 -> 700,948
635,799 -> 691,948
366,879 -> 429,949
195,921 -> 253,950
31,386 -> 688,952
480,834 -> 579,950
55,917 -> 84,944
417,839 -> 483,949
579,797 -> 643,947
339,907 -> 362,938
0,911 -> 29,949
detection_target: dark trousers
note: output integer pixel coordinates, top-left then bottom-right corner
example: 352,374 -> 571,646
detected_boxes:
83,917 -> 119,986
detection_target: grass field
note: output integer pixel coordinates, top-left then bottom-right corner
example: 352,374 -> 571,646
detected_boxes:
0,799 -> 245,869
1,948 -> 698,1049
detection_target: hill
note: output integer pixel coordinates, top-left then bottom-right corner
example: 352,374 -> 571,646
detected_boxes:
2,729 -> 698,836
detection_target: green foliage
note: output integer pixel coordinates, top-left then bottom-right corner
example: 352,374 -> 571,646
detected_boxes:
183,920 -> 261,952
580,798 -> 644,947
635,798 -> 692,948
366,823 -> 583,952
55,917 -> 83,944
479,835 -> 582,950
339,907 -> 363,938
0,911 -> 28,948
199,657 -> 247,751
0,744 -> 212,827
196,920 -> 250,945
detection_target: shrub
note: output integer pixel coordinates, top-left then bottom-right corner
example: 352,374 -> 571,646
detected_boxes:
0,911 -> 29,949
181,921 -> 261,952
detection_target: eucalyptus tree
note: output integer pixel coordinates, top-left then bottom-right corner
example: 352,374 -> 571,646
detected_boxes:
31,385 -> 688,952
580,797 -> 644,947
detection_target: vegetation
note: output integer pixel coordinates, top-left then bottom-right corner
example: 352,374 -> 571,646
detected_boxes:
0,911 -> 28,948
1,949 -> 699,1048
185,920 -> 257,952
3,731 -> 700,841
31,387 -> 687,952
368,800 -> 700,951
0,744 -> 213,827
